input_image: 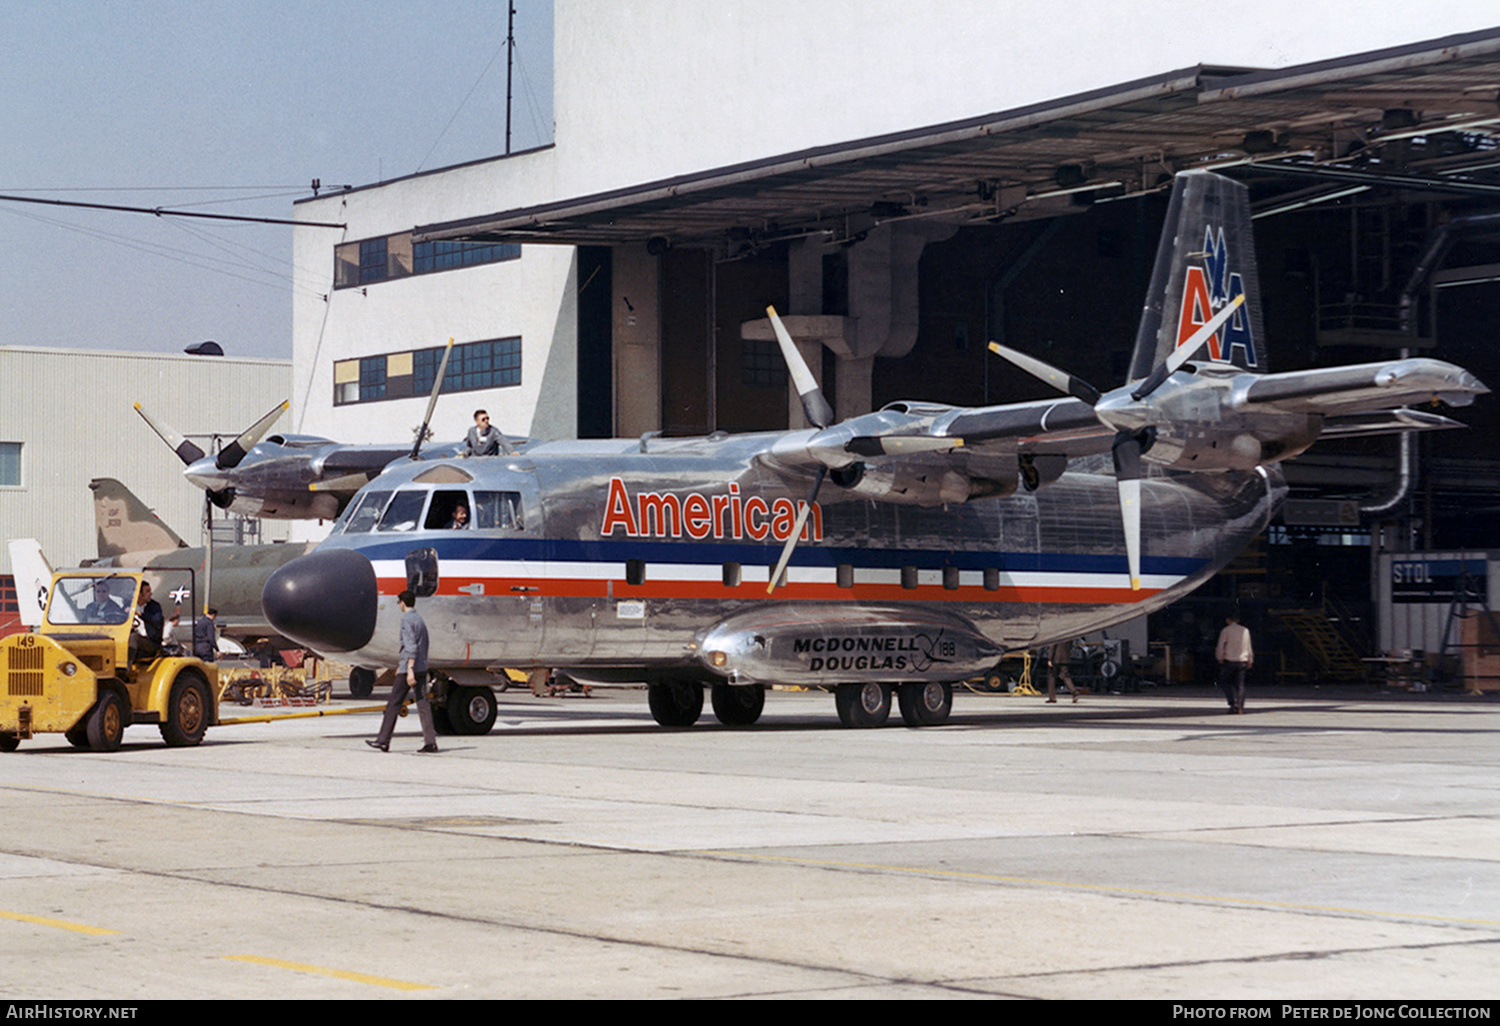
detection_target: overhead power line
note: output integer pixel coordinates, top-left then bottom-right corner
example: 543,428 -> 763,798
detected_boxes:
0,193 -> 345,228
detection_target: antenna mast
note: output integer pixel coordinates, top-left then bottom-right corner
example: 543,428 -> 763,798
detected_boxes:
505,1 -> 516,155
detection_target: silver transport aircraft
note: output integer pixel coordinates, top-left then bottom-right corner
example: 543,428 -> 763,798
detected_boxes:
261,171 -> 1485,730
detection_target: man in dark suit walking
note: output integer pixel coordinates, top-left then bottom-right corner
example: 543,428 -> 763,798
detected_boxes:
367,590 -> 438,753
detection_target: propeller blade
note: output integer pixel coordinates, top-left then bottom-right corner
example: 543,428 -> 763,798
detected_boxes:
986,342 -> 1101,405
410,338 -> 456,460
1112,432 -> 1143,591
1130,294 -> 1250,402
767,466 -> 826,595
216,400 -> 290,469
134,403 -> 206,465
767,306 -> 834,430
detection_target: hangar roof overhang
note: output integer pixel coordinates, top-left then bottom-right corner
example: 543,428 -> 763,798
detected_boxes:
413,27 -> 1500,253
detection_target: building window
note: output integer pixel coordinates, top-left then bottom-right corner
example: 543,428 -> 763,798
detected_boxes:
335,232 -> 519,289
414,239 -> 520,273
359,238 -> 388,283
334,338 -> 521,406
742,337 -> 787,388
359,356 -> 387,401
0,442 -> 19,486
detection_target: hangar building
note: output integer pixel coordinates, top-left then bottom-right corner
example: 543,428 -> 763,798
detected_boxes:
0,346 -> 292,583
288,6 -> 1500,680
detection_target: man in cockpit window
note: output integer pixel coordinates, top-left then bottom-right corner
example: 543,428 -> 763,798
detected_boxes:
447,504 -> 470,529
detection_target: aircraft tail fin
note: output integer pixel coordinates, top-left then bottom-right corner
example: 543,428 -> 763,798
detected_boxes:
89,478 -> 188,560
7,539 -> 53,628
1128,170 -> 1265,382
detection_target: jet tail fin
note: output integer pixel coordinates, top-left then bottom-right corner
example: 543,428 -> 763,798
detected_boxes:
7,539 -> 53,628
1128,170 -> 1265,382
89,478 -> 188,560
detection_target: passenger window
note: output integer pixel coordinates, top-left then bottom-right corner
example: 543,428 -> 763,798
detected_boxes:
341,491 -> 392,534
473,491 -> 524,531
377,490 -> 428,532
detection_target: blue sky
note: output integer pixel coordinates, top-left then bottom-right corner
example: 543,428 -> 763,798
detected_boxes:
0,0 -> 554,360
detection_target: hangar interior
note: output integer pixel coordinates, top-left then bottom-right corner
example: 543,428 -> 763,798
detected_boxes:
309,28 -> 1500,686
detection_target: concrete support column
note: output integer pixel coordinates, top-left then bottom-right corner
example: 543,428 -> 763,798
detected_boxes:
612,243 -> 662,438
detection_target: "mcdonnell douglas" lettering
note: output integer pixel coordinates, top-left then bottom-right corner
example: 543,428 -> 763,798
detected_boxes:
601,477 -> 823,543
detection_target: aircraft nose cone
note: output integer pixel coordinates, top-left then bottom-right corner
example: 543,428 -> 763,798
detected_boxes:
262,547 -> 378,652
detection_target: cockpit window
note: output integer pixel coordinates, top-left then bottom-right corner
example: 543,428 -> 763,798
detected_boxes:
425,490 -> 472,530
377,490 -> 428,532
340,490 -> 392,534
473,491 -> 524,531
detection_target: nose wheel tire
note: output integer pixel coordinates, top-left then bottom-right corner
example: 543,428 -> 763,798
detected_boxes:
348,667 -> 376,699
835,682 -> 891,728
897,682 -> 952,727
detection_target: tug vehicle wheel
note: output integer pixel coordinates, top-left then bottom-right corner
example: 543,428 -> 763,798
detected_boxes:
161,671 -> 212,747
86,690 -> 126,752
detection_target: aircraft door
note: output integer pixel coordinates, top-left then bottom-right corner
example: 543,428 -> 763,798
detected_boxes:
990,493 -> 1042,648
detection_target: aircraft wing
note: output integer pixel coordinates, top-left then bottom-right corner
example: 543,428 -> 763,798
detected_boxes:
1238,357 -> 1486,415
935,397 -> 1115,454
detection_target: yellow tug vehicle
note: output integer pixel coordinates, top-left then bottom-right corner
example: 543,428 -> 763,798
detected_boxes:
0,570 -> 217,752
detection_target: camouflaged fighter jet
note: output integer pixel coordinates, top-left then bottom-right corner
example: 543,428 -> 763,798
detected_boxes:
85,477 -> 313,642
260,171 -> 1486,731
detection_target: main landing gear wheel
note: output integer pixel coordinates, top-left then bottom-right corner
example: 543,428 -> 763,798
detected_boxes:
710,683 -> 764,726
898,681 -> 953,727
648,679 -> 703,727
835,682 -> 891,728
86,690 -> 125,752
161,671 -> 211,747
0,734 -> 18,753
447,686 -> 497,735
348,667 -> 376,699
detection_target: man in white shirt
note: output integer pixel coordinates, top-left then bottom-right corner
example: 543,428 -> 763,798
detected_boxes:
1216,614 -> 1253,714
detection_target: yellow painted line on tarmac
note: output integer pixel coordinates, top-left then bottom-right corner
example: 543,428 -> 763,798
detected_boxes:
224,954 -> 437,991
0,910 -> 120,936
690,851 -> 1500,929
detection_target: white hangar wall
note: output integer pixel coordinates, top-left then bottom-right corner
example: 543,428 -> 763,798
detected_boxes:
0,347 -> 292,576
552,0 -> 1500,196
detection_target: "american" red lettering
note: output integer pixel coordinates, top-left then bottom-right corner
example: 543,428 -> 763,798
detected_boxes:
601,477 -> 822,543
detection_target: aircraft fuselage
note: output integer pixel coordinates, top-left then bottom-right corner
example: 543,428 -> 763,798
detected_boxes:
266,434 -> 1283,686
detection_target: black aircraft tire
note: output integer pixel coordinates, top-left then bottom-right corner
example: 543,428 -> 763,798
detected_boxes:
0,734 -> 18,753
86,690 -> 126,752
898,681 -> 953,727
835,683 -> 891,728
348,667 -> 376,699
648,679 -> 703,727
448,686 -> 497,735
710,683 -> 764,726
160,671 -> 212,747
